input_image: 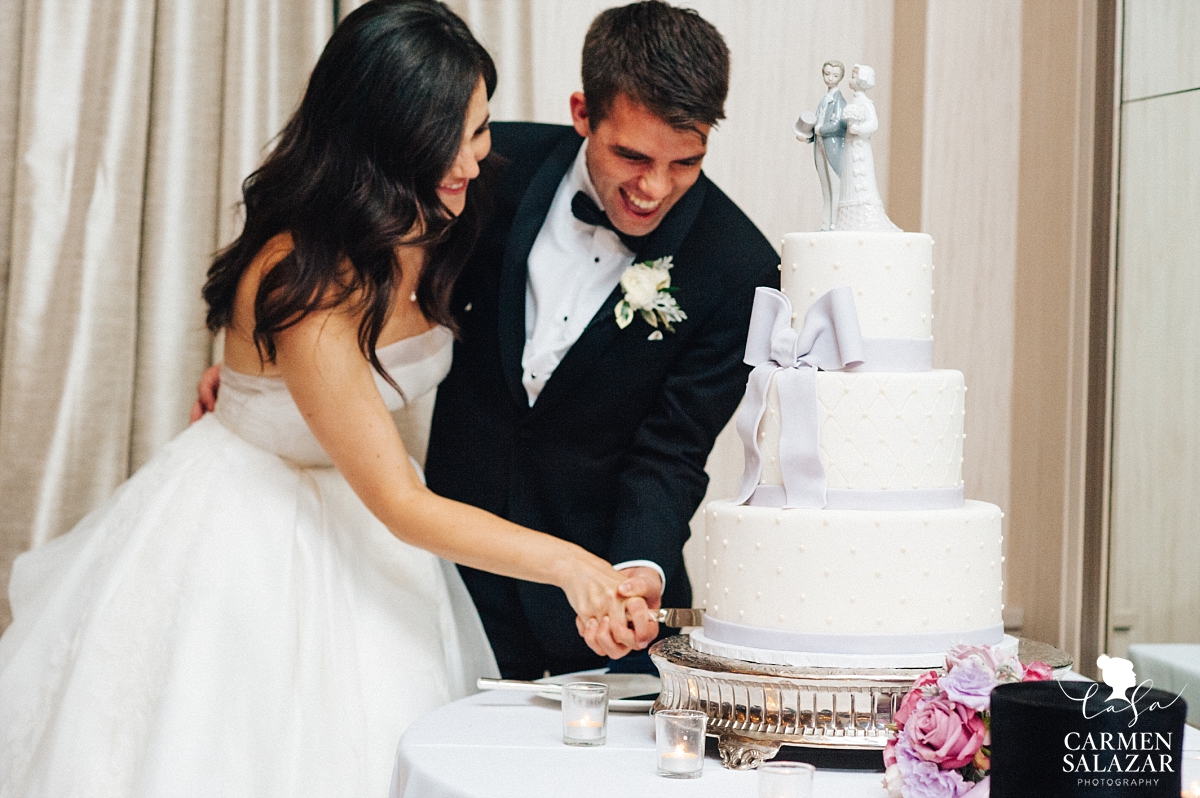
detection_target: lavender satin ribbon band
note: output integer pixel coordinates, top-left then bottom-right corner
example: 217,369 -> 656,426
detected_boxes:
703,615 -> 1005,656
849,336 -> 933,372
747,485 -> 965,511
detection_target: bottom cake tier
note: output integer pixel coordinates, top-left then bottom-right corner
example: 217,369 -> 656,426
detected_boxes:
702,499 -> 1004,665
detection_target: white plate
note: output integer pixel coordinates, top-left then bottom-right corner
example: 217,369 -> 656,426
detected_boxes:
534,670 -> 660,712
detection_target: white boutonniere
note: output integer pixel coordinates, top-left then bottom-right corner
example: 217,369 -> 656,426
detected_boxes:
614,256 -> 687,335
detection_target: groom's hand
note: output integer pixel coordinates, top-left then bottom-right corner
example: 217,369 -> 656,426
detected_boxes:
617,567 -> 662,651
616,567 -> 663,609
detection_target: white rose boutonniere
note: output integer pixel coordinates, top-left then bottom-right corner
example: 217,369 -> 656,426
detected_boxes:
614,256 -> 686,334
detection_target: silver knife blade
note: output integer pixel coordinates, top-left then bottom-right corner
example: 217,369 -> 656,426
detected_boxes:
656,608 -> 705,627
476,677 -> 560,693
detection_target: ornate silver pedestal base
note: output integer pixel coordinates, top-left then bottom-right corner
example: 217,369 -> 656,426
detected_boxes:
650,636 -> 920,768
649,635 -> 1073,770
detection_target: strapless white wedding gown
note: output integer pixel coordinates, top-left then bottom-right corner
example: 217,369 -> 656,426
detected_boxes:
0,325 -> 497,798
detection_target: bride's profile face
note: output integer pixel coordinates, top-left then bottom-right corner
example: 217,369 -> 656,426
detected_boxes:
437,77 -> 492,217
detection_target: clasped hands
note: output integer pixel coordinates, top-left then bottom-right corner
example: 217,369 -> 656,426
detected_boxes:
576,565 -> 662,659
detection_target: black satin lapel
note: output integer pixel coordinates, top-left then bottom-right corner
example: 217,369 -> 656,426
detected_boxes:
498,131 -> 585,410
527,283 -> 624,416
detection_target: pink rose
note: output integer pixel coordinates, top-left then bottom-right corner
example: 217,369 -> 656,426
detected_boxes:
905,694 -> 986,769
883,739 -> 898,768
1022,660 -> 1052,682
896,670 -> 942,728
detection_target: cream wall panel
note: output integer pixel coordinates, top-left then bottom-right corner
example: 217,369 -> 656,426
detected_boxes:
1122,0 -> 1200,101
1109,90 -> 1200,648
1007,0 -> 1098,656
922,0 -> 1022,528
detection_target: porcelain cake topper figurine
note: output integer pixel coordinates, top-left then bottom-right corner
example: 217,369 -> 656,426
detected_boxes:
834,63 -> 899,232
793,60 -> 846,231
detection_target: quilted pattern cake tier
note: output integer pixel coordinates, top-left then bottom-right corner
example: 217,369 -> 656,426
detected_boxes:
756,369 -> 965,491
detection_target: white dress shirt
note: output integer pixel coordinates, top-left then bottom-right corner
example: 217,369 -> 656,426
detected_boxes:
520,140 -> 665,591
522,139 -> 633,405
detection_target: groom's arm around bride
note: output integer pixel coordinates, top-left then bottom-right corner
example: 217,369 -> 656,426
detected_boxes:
425,1 -> 780,680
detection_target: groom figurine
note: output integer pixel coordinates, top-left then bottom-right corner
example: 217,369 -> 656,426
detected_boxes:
795,60 -> 846,231
426,1 -> 779,678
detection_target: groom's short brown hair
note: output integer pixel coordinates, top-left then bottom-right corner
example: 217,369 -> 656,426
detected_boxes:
581,1 -> 729,131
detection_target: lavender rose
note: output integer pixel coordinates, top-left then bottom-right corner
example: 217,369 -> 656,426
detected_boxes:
886,728 -> 926,768
939,656 -> 996,712
947,643 -> 1026,685
905,695 -> 986,769
945,645 -> 999,677
900,758 -> 973,798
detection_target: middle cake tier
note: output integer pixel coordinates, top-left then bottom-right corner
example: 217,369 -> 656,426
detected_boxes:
755,368 -> 966,492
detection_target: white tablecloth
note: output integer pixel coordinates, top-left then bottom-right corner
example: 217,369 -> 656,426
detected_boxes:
391,687 -> 1200,798
391,690 -> 888,798
1129,644 -> 1200,727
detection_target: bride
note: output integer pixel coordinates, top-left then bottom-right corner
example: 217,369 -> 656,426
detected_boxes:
0,2 -> 653,795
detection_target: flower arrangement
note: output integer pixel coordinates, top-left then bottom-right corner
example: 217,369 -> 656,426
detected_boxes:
615,256 -> 686,335
883,644 -> 1054,798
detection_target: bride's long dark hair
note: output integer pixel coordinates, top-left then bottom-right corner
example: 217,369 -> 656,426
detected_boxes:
203,0 -> 497,385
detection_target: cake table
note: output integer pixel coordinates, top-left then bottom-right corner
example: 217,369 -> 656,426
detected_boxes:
391,680 -> 1200,798
390,690 -> 890,798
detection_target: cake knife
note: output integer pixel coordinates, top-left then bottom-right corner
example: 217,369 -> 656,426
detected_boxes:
655,608 -> 705,627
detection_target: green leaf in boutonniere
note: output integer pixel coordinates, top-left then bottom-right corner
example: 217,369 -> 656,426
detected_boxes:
616,256 -> 687,333
615,299 -> 634,329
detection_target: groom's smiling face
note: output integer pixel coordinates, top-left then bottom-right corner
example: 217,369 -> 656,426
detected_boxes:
571,91 -> 710,238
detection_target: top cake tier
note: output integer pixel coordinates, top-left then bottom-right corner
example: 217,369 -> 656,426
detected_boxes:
780,231 -> 934,339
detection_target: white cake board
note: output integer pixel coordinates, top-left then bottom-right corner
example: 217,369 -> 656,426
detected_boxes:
687,627 -> 1021,670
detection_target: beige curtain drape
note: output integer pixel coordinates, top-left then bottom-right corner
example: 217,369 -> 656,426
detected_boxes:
0,0 -> 898,629
0,0 -> 333,627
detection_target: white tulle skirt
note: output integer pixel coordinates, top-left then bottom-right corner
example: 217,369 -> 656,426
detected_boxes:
0,415 -> 496,798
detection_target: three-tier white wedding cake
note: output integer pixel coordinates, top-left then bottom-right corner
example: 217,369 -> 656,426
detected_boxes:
694,230 -> 1008,669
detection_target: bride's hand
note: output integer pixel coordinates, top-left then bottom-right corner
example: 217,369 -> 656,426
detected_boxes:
568,567 -> 662,658
561,558 -> 639,658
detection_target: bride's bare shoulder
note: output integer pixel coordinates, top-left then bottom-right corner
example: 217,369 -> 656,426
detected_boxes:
226,233 -> 303,373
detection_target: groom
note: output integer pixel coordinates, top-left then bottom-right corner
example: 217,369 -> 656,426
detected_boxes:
426,1 -> 779,679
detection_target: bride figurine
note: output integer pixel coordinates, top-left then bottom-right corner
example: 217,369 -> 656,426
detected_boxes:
835,64 -> 899,232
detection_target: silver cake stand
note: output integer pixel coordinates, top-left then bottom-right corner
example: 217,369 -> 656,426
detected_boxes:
649,634 -> 1074,770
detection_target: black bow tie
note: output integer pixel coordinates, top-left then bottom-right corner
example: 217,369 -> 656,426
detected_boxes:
570,191 -> 650,258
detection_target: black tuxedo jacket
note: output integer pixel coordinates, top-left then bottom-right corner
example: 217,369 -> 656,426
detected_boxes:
425,122 -> 779,677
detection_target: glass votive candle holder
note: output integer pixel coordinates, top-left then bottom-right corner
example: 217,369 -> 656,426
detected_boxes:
561,682 -> 608,746
655,709 -> 706,778
757,761 -> 815,798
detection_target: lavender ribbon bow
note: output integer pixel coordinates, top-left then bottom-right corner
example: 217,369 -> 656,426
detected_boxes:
734,287 -> 865,508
